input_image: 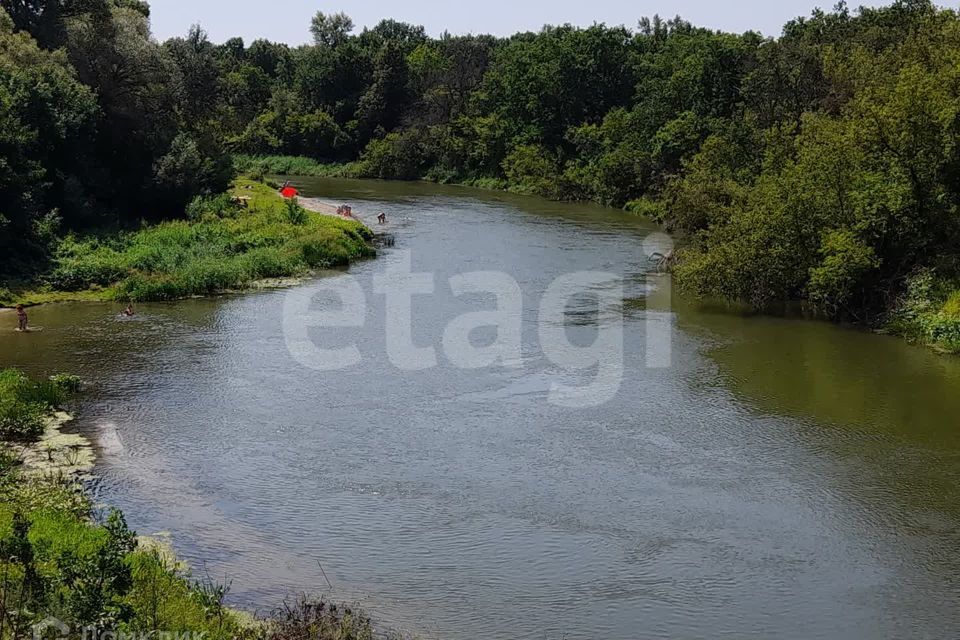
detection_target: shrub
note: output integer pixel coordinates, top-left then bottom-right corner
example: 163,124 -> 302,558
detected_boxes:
284,199 -> 308,225
0,369 -> 73,440
186,194 -> 241,221
928,317 -> 960,352
48,237 -> 128,291
625,197 -> 667,221
808,229 -> 879,317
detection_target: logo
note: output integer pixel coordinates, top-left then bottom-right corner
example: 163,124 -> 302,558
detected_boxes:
32,617 -> 69,640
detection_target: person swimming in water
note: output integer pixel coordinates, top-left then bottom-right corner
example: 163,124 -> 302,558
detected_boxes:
122,304 -> 135,317
377,212 -> 387,224
15,304 -> 27,332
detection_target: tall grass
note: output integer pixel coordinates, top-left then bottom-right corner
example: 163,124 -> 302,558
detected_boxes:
0,369 -> 74,439
47,178 -> 375,302
233,155 -> 355,178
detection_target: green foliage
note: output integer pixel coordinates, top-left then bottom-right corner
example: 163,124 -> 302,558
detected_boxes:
233,155 -> 352,177
0,5 -> 98,271
501,145 -> 562,198
354,129 -> 434,180
0,369 -> 73,440
284,199 -> 308,225
808,230 -> 879,317
6,0 -> 960,349
0,466 -> 254,640
887,271 -> 960,352
187,194 -> 242,221
49,374 -> 83,394
51,179 -> 373,302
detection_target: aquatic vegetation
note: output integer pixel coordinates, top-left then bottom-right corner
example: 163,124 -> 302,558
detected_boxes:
45,179 -> 375,302
49,374 -> 82,394
268,597 -> 376,640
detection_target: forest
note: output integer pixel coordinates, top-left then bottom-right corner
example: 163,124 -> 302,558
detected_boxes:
1,0 -> 959,348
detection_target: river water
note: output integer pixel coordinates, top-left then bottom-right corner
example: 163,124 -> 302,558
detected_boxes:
2,179 -> 958,640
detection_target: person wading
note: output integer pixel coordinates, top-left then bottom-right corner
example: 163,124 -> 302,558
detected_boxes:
15,304 -> 27,332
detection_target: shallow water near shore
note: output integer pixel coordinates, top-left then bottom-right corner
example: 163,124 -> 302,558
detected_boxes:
2,178 -> 959,640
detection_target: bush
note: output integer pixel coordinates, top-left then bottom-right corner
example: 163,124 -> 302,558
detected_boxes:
807,229 -> 879,317
501,144 -> 562,198
186,194 -> 241,221
47,237 -> 128,291
886,272 -> 960,350
353,128 -> 437,181
0,369 -> 73,440
928,316 -> 960,352
625,197 -> 666,221
284,199 -> 307,225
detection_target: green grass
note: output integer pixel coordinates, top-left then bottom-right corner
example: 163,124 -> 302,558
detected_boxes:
233,154 -> 356,178
39,178 -> 374,303
0,369 -> 73,440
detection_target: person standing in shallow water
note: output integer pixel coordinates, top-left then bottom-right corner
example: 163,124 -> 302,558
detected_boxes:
15,304 -> 27,332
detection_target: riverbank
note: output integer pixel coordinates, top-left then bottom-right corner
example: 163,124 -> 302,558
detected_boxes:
237,155 -> 960,356
0,178 -> 376,308
0,368 -> 380,640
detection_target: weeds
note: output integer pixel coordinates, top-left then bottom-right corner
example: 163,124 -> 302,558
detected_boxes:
268,596 -> 375,640
232,155 -> 353,178
44,179 -> 375,302
0,370 -> 75,440
887,270 -> 960,353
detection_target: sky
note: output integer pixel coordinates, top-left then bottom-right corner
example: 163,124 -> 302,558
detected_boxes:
147,0 -> 898,44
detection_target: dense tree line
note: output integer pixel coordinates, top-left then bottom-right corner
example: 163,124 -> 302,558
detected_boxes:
2,0 -> 959,335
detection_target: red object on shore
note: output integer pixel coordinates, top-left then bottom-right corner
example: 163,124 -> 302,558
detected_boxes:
280,186 -> 298,198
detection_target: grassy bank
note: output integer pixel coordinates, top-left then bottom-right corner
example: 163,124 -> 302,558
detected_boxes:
0,369 -> 379,640
2,178 -> 375,306
233,155 -> 960,356
234,155 -> 355,179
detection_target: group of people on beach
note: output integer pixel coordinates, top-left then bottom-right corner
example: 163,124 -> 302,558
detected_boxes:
12,303 -> 134,333
278,180 -> 389,224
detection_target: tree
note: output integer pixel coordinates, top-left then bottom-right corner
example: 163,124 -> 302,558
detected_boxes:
0,6 -> 97,266
309,10 -> 353,48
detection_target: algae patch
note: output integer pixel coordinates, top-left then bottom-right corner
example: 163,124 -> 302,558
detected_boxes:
12,411 -> 95,478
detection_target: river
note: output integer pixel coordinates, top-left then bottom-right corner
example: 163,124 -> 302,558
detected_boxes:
2,178 -> 958,640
